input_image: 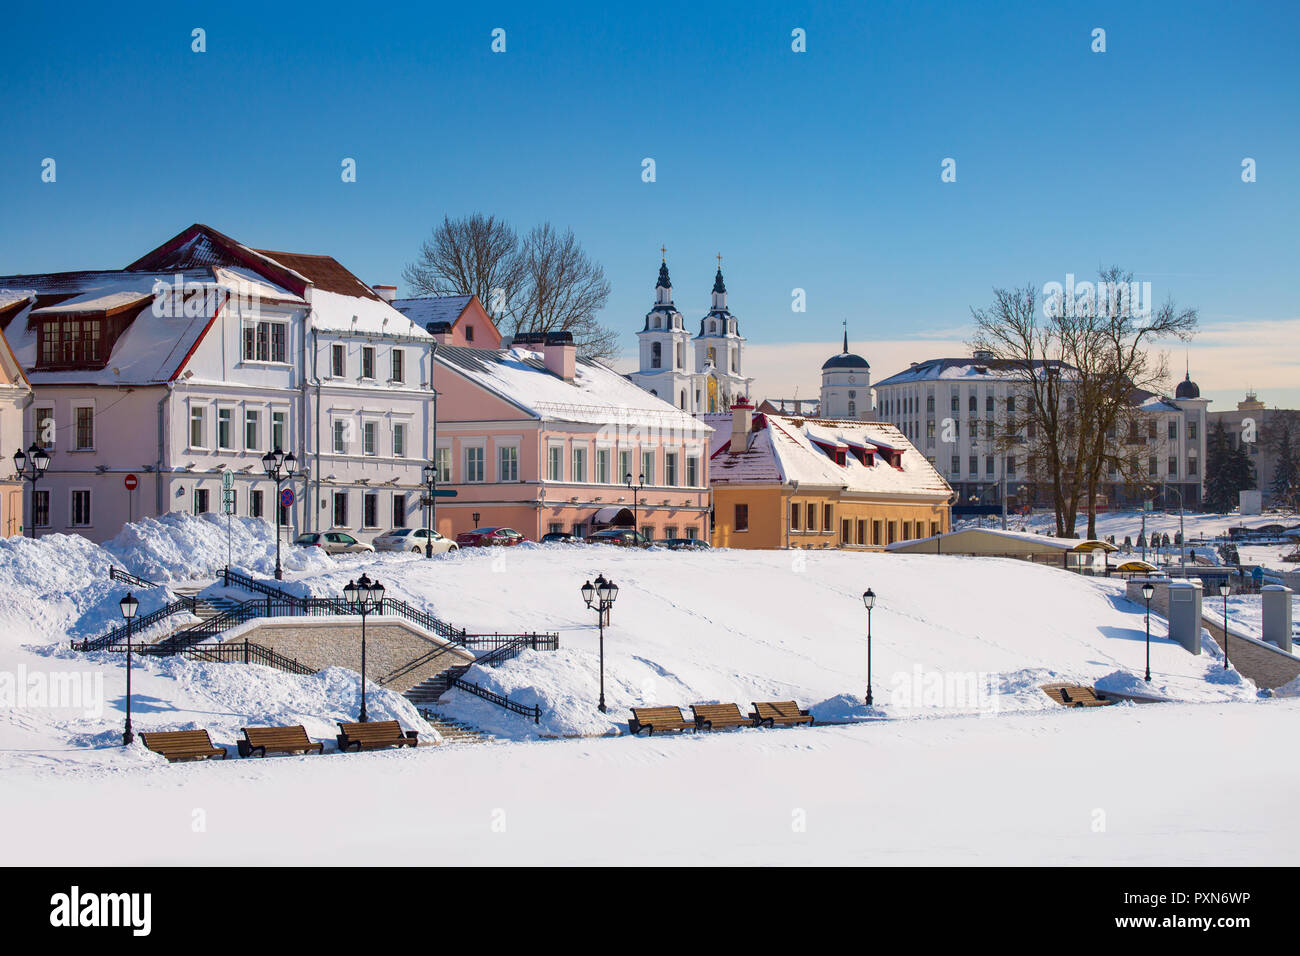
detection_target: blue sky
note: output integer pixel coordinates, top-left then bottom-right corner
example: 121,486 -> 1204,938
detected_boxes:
2,0 -> 1296,407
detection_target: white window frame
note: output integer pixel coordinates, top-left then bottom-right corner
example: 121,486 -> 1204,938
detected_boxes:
69,488 -> 92,527
189,404 -> 208,450
72,404 -> 95,451
498,444 -> 520,483
464,444 -> 486,483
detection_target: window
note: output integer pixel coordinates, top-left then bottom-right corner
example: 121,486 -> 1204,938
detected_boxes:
951,455 -> 960,475
685,526 -> 698,539
465,325 -> 474,343
986,456 -> 994,477
244,410 -> 260,451
857,519 -> 867,545
619,450 -> 631,483
950,393 -> 959,413
1188,421 -> 1198,440
333,420 -> 348,454
847,400 -> 856,418
1149,456 -> 1159,476
331,344 -> 345,377
1189,456 -> 1199,476
189,405 -> 205,447
596,449 -> 611,484
823,504 -> 833,531
499,445 -> 519,482
842,518 -> 852,543
363,492 -> 379,529
362,421 -> 377,456
1168,456 -> 1178,476
969,395 -> 977,413
217,408 -> 233,450
34,407 -> 55,448
548,445 -> 563,481
572,523 -> 587,539
1007,455 -> 1017,478
872,520 -> 882,546
665,452 -> 678,486
686,456 -> 699,487
243,320 -> 288,363
391,348 -> 405,382
734,503 -> 749,532
435,446 -> 451,483
271,411 -> 287,453
791,503 -> 802,531
361,347 -> 375,380
1168,421 -> 1178,441
969,455 -> 978,476
572,446 -> 587,483
34,489 -> 50,527
651,342 -> 662,368
71,489 -> 91,526
250,489 -> 264,519
664,526 -> 677,540
641,450 -> 655,485
393,423 -> 406,458
465,446 -> 485,482
332,491 -> 348,527
986,395 -> 994,414
887,521 -> 897,545
927,395 -> 935,413
392,493 -> 407,528
74,407 -> 94,450
193,488 -> 209,515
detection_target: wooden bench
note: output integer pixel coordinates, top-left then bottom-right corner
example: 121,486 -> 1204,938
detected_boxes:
691,702 -> 756,732
750,700 -> 814,728
628,706 -> 695,736
238,725 -> 325,758
1041,684 -> 1115,708
336,720 -> 418,752
140,729 -> 228,762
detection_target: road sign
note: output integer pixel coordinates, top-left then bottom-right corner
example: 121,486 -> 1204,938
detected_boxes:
279,487 -> 295,508
124,474 -> 138,491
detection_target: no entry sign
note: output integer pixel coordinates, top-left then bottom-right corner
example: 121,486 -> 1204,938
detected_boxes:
124,474 -> 138,491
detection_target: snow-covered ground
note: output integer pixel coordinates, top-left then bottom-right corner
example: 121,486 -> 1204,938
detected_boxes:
2,512 -> 1296,864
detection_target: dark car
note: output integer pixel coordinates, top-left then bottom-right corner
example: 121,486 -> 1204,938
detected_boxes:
586,528 -> 650,548
540,531 -> 578,544
456,526 -> 528,547
654,537 -> 712,551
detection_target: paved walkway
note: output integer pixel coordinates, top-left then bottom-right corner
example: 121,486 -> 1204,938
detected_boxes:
1202,618 -> 1300,690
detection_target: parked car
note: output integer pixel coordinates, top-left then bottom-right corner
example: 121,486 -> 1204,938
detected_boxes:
586,528 -> 651,548
540,531 -> 578,544
372,528 -> 459,554
292,531 -> 375,555
654,537 -> 711,551
456,527 -> 528,547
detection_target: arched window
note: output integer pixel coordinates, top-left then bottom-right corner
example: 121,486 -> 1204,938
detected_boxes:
680,390 -> 687,410
651,342 -> 662,368
653,315 -> 661,329
848,400 -> 857,418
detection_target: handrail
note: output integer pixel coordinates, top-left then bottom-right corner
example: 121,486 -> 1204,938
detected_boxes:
110,567 -> 158,590
74,600 -> 195,652
379,642 -> 463,687
446,676 -> 540,724
98,640 -> 314,676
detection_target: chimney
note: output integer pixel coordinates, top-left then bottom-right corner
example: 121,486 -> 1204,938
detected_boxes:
542,330 -> 576,382
373,284 -> 397,303
730,398 -> 754,454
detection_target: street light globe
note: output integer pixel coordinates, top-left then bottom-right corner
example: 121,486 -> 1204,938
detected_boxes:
1218,581 -> 1231,598
12,447 -> 24,474
369,578 -> 385,604
119,592 -> 139,620
580,580 -> 595,606
343,579 -> 359,605
1141,582 -> 1155,601
284,452 -> 298,476
862,588 -> 876,609
261,450 -> 278,477
422,464 -> 435,485
34,446 -> 50,473
599,578 -> 618,605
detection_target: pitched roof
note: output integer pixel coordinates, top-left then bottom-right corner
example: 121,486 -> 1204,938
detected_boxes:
875,356 -> 1074,387
392,294 -> 475,329
254,249 -> 385,301
436,345 -> 711,433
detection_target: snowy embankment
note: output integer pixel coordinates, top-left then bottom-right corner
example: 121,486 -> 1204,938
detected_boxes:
280,543 -> 1259,739
0,514 -> 436,770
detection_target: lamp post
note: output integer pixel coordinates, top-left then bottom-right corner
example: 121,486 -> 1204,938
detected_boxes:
344,574 -> 384,721
120,591 -> 139,745
261,447 -> 298,580
862,588 -> 876,706
1141,580 -> 1154,682
581,573 -> 619,713
1219,579 -> 1232,670
625,472 -> 645,537
13,443 -> 51,538
422,462 -> 436,557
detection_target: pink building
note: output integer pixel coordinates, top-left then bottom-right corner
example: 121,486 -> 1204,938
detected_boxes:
430,331 -> 713,542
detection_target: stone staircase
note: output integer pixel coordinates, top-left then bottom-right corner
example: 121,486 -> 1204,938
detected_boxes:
403,664 -> 471,707
418,706 -> 493,744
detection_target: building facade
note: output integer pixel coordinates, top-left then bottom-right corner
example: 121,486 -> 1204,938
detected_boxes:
0,224 -> 436,543
1207,392 -> 1299,507
706,401 -> 951,550
630,256 -> 753,414
0,327 -> 30,536
873,351 -> 1209,510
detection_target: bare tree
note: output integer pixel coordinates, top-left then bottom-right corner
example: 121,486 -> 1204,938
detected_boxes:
402,215 -> 615,360
510,224 -> 615,360
973,269 -> 1197,538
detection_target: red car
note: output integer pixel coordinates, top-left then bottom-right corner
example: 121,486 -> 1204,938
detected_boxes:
455,526 -> 528,547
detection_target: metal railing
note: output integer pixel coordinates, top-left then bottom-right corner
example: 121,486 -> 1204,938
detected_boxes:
447,676 -> 541,724
96,640 -> 314,676
75,600 -> 196,652
109,567 -> 159,590
463,631 -> 560,652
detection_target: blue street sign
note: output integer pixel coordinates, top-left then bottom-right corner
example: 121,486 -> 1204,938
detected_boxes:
280,487 -> 295,508
433,489 -> 458,497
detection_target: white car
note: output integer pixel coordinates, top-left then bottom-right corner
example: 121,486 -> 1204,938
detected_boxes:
372,528 -> 459,554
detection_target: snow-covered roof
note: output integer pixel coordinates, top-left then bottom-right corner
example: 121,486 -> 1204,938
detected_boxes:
308,288 -> 430,339
875,357 -> 1075,387
392,295 -> 474,328
704,412 -> 951,498
437,345 -> 711,433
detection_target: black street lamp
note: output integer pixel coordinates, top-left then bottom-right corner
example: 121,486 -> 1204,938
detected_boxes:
581,573 -> 619,713
1219,579 -> 1232,670
624,472 -> 645,538
13,443 -> 51,539
261,447 -> 298,580
1141,580 -> 1155,682
344,574 -> 385,722
119,591 -> 139,745
862,588 -> 876,706
422,462 -> 437,558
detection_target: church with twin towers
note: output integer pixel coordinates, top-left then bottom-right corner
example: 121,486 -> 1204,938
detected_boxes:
629,252 -> 872,421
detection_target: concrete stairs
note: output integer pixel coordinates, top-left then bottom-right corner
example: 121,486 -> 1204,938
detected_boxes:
403,665 -> 471,706
418,706 -> 493,744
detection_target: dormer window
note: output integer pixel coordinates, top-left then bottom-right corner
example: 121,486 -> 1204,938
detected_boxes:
38,317 -> 104,368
